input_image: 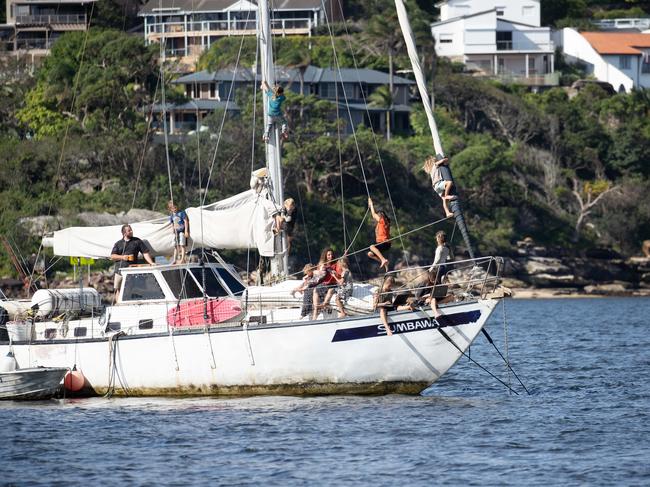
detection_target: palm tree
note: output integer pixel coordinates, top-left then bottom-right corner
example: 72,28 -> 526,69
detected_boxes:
368,85 -> 395,139
278,45 -> 312,96
360,13 -> 404,140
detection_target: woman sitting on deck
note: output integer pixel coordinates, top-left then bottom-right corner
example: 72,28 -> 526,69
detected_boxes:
312,248 -> 340,319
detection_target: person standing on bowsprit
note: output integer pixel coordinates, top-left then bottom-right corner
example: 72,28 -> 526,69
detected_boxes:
110,224 -> 154,302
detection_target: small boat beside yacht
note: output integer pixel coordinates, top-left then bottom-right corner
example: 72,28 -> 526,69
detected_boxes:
0,351 -> 68,400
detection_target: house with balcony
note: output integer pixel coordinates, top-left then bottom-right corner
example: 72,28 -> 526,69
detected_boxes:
138,0 -> 341,66
151,65 -> 414,136
555,29 -> 650,93
431,0 -> 558,86
0,0 -> 95,55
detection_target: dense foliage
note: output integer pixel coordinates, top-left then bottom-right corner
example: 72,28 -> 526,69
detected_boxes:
1,14 -> 650,276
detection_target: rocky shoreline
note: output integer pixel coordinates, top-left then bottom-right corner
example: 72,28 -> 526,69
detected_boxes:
500,240 -> 650,299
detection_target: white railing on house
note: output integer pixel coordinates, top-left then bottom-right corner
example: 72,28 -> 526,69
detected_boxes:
16,14 -> 87,25
147,17 -> 313,36
592,18 -> 650,30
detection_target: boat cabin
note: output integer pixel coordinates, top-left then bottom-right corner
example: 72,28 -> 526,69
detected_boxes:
116,262 -> 246,303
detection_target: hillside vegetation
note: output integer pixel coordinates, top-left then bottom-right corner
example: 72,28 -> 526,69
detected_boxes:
1,1 -> 649,277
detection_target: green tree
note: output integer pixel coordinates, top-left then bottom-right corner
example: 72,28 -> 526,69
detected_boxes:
18,29 -> 158,138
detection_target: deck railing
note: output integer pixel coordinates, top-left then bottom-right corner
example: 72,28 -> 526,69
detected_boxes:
147,17 -> 313,36
16,14 -> 87,25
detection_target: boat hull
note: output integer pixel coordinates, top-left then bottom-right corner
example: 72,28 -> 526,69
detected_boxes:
0,367 -> 68,400
0,300 -> 497,396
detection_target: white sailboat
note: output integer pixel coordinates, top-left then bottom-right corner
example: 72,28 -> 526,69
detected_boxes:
0,0 -> 506,396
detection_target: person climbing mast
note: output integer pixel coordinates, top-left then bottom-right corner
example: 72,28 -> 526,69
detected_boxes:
367,197 -> 391,272
261,80 -> 288,143
423,155 -> 457,218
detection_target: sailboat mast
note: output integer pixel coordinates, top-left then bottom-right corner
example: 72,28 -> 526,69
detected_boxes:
258,0 -> 288,276
394,0 -> 476,259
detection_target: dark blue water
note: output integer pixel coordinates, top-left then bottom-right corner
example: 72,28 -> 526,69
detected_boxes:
2,298 -> 649,485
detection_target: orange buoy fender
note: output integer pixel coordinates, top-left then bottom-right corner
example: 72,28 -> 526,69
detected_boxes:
64,370 -> 86,392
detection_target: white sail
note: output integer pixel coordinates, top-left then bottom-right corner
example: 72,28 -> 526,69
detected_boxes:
47,190 -> 276,258
394,0 -> 444,157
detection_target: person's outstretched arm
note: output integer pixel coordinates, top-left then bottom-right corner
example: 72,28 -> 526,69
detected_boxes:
368,197 -> 380,222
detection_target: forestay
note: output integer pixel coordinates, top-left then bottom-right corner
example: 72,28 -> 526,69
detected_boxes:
45,190 -> 276,258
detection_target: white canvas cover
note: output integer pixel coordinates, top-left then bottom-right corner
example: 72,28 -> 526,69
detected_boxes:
49,190 -> 277,258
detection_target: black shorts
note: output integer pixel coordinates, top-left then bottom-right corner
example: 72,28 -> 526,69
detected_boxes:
373,241 -> 391,253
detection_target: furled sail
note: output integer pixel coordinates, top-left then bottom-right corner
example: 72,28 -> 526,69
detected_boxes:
44,190 -> 276,258
394,0 -> 475,259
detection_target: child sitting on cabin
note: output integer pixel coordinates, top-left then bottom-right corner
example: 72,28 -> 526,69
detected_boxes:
423,155 -> 457,218
334,257 -> 353,318
291,264 -> 323,319
168,200 -> 190,264
261,80 -> 288,143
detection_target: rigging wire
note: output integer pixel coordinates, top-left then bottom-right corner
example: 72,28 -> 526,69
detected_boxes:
130,75 -> 161,210
247,33 -> 261,286
332,0 -> 412,266
27,2 -> 97,291
159,33 -> 175,206
199,7 -> 253,208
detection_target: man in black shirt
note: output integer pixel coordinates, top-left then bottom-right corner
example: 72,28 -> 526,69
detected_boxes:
110,224 -> 155,301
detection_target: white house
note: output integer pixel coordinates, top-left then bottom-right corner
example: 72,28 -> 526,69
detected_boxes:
138,0 -> 340,65
555,29 -> 650,92
431,0 -> 558,86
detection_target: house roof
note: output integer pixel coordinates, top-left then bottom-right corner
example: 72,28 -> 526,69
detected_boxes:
582,32 -> 650,55
139,0 -> 322,15
174,66 -> 415,85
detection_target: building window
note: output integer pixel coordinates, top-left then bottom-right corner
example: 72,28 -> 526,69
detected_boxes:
619,56 -> 631,70
210,83 -> 216,98
439,33 -> 453,44
496,31 -> 513,50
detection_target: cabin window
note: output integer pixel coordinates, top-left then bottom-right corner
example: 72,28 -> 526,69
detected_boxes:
122,273 -> 166,301
619,56 -> 631,70
189,268 -> 229,297
162,269 -> 203,299
496,7 -> 505,16
107,322 -> 121,332
439,34 -> 453,44
74,327 -> 87,337
215,268 -> 246,296
44,328 -> 57,339
138,319 -> 154,330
